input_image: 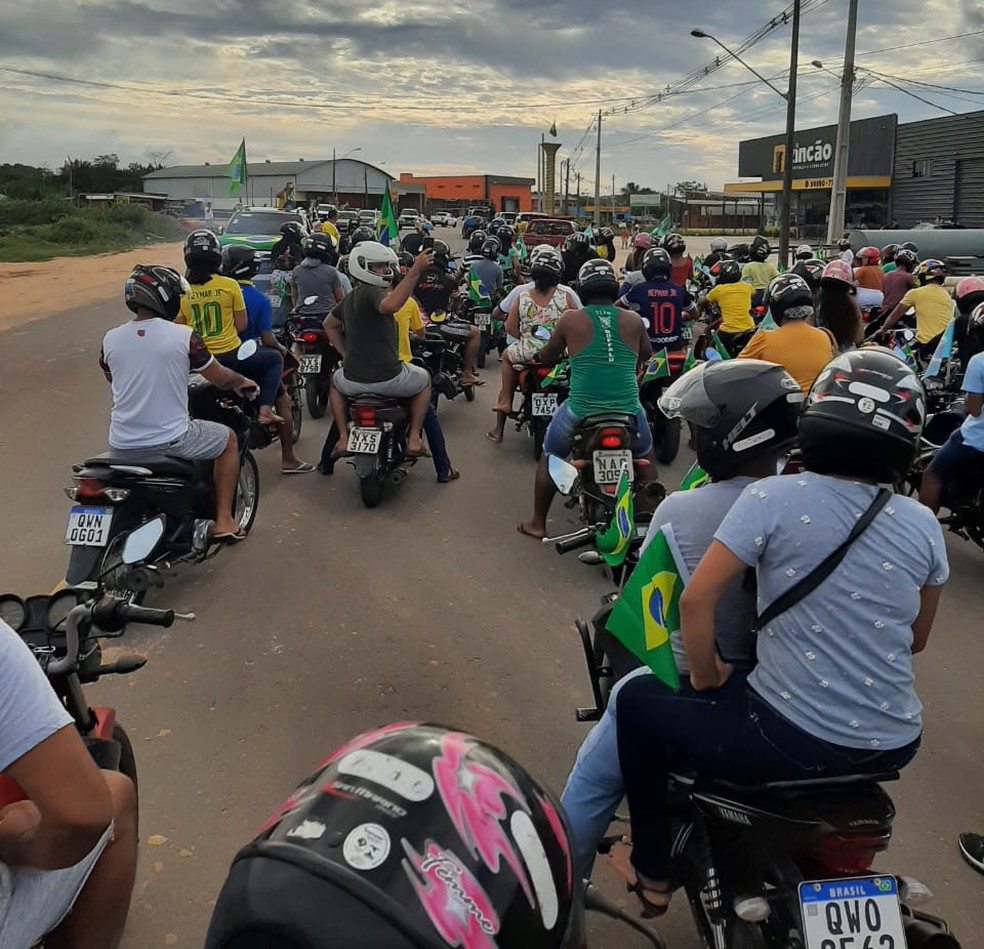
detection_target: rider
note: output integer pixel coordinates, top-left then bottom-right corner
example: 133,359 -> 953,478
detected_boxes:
517,258 -> 657,538
624,232 -> 653,274
496,225 -> 523,281
595,226 -> 618,262
953,276 -> 984,369
325,242 -> 433,458
741,236 -> 778,308
221,245 -> 313,474
102,265 -> 258,540
318,207 -> 340,246
837,236 -> 854,263
178,229 -> 283,426
853,246 -> 885,311
881,243 -> 899,273
465,238 -> 505,303
815,260 -> 863,352
487,246 -> 579,443
661,232 -> 693,288
739,273 -> 838,392
399,221 -> 426,257
880,246 -> 917,318
494,244 -> 583,328
616,348 -> 945,917
560,359 -> 802,882
702,236 -> 730,269
881,258 -> 953,357
704,258 -> 755,355
561,230 -> 597,286
269,221 -> 306,271
617,246 -> 695,353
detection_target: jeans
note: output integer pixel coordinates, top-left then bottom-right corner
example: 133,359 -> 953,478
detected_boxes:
616,672 -> 921,880
543,402 -> 653,459
217,348 -> 283,408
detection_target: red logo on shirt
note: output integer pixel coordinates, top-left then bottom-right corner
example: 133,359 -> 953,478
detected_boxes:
137,329 -> 146,337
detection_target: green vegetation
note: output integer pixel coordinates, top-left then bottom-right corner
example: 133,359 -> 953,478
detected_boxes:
0,199 -> 187,262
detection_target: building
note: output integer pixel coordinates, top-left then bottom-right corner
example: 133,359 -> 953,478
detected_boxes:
398,174 -> 534,215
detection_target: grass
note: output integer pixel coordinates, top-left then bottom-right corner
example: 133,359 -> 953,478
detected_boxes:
0,200 -> 188,262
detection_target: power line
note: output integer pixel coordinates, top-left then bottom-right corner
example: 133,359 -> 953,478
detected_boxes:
857,29 -> 984,56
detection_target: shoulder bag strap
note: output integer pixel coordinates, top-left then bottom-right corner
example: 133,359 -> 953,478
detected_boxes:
752,487 -> 892,633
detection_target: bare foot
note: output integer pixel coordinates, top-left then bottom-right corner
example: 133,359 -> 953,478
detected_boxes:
486,430 -> 503,443
259,407 -> 284,425
461,373 -> 484,386
330,435 -> 349,460
214,518 -> 242,536
517,521 -> 546,539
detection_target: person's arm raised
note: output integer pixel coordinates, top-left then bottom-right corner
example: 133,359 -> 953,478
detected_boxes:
378,249 -> 435,315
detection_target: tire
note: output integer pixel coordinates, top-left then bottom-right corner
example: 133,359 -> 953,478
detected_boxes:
290,386 -> 303,444
359,474 -> 385,508
112,723 -> 139,832
305,374 -> 328,419
477,332 -> 489,369
532,416 -> 548,461
234,452 -> 260,534
464,385 -> 476,403
98,529 -> 147,604
658,417 -> 682,465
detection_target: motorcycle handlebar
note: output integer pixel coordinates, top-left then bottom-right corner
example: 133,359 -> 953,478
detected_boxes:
112,602 -> 175,629
553,528 -> 597,554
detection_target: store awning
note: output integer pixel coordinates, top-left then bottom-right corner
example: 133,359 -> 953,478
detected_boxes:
723,176 -> 891,194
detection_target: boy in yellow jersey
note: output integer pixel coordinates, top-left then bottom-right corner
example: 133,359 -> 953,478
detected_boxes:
704,259 -> 756,356
320,207 -> 341,245
881,258 -> 953,357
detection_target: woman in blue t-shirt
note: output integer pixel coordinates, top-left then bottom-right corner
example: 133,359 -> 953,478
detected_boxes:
615,348 -> 948,916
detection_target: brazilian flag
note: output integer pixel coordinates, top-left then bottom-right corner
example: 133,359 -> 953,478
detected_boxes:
467,266 -> 490,305
225,139 -> 247,197
378,184 -> 400,247
642,349 -> 671,382
594,469 -> 634,568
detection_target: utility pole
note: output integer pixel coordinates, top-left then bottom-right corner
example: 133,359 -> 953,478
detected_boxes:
826,0 -> 859,246
593,110 -> 602,226
612,174 -> 616,222
777,0 -> 801,270
332,147 -> 337,204
539,134 -> 545,213
576,171 -> 581,215
564,159 -> 570,215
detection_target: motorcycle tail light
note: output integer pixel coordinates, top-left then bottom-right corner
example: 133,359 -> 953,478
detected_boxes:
71,478 -> 106,501
812,833 -> 890,875
352,405 -> 376,427
103,488 -> 131,502
300,331 -> 322,343
599,428 -> 625,449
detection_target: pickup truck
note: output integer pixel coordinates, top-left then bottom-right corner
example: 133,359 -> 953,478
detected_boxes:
521,217 -> 576,250
430,211 -> 456,227
398,209 -> 421,229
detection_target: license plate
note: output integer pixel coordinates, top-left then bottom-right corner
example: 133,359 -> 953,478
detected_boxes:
299,355 -> 322,374
799,876 -> 905,949
65,506 -> 113,547
593,450 -> 634,485
475,312 -> 491,329
270,294 -> 283,308
532,393 -> 558,416
349,428 -> 382,454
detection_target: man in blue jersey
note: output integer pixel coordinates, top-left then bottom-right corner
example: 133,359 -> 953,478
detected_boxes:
617,247 -> 695,352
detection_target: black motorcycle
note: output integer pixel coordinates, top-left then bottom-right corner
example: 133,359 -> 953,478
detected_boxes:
411,311 -> 476,406
503,361 -> 570,461
344,397 -> 418,508
291,314 -> 339,419
455,296 -> 497,369
273,325 -> 304,444
640,349 -> 689,465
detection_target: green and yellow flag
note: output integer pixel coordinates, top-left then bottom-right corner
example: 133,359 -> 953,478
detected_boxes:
711,331 -> 732,360
594,469 -> 633,567
642,349 -> 671,382
681,347 -> 697,374
225,138 -> 247,196
679,460 -> 710,491
539,360 -> 566,388
468,266 -> 491,305
515,231 -> 528,260
378,184 -> 399,247
605,523 -> 684,690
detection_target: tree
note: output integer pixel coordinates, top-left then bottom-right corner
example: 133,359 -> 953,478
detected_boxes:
673,180 -> 709,197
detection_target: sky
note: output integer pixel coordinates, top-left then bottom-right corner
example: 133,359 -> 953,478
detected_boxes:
2,0 -> 984,196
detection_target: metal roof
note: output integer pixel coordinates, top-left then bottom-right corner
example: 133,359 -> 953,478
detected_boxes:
144,159 -> 393,180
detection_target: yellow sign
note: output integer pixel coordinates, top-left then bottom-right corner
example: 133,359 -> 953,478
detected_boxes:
803,178 -> 833,190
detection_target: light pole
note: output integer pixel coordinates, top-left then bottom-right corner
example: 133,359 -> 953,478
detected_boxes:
333,146 -> 361,204
692,3 -> 801,268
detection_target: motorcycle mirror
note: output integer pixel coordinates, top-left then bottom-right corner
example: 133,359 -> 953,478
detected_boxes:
122,516 -> 166,565
640,317 -> 650,330
547,454 -> 579,495
236,339 -> 258,360
905,306 -> 916,318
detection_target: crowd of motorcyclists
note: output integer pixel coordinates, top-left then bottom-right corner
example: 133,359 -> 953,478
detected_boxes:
4,204 -> 983,949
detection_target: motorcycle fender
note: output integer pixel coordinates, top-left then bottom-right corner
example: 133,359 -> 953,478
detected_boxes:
0,775 -> 26,806
66,544 -> 105,585
353,454 -> 378,479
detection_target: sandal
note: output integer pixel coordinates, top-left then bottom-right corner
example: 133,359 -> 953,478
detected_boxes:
437,467 -> 460,483
627,877 -> 672,919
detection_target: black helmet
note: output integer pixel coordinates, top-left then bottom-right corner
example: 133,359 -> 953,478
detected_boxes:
764,273 -> 813,321
899,241 -> 919,254
530,246 -> 563,282
468,232 -> 486,254
571,231 -> 591,248
795,244 -> 813,260
577,258 -> 618,301
750,235 -> 771,261
800,258 -> 826,288
659,360 -> 803,479
203,723 -> 578,949
481,238 -> 500,261
498,225 -> 516,245
599,226 -> 615,242
800,348 -> 925,484
429,238 -> 451,259
280,221 -> 304,239
641,247 -> 672,281
715,259 -> 742,284
397,251 -> 414,272
183,228 -> 221,266
303,232 -> 339,265
894,248 -> 918,271
221,244 -> 259,281
350,225 -> 376,248
124,265 -> 188,321
662,232 -> 686,254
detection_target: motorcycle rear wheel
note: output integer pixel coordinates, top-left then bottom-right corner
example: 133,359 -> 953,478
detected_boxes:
657,417 -> 682,465
359,475 -> 385,508
305,374 -> 328,419
531,416 -> 549,461
234,452 -> 260,534
290,386 -> 303,443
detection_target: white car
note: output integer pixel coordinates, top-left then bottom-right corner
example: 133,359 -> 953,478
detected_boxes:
431,211 -> 456,227
398,209 -> 421,229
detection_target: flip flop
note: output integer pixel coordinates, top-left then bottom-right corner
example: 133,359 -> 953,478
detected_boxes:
282,462 -> 315,473
486,432 -> 503,443
405,446 -> 432,458
437,467 -> 461,483
516,523 -> 545,539
214,529 -> 247,543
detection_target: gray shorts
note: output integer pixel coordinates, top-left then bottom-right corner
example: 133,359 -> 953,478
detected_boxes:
158,419 -> 231,460
0,824 -> 111,947
333,363 -> 430,399
436,321 -> 473,341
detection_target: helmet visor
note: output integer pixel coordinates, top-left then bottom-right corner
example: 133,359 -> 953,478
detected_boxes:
657,364 -> 720,427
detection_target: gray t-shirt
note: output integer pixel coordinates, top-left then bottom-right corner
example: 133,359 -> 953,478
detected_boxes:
640,478 -> 757,671
338,284 -> 401,383
292,259 -> 341,316
716,472 -> 949,751
1,620 -> 71,773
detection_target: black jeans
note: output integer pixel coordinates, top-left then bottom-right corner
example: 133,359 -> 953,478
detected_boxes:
615,672 -> 920,880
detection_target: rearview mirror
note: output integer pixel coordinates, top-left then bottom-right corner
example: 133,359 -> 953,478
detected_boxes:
122,517 -> 165,565
905,306 -> 916,318
547,455 -> 579,495
237,339 -> 258,360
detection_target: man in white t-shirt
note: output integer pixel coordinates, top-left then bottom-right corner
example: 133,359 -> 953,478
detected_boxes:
100,265 -> 259,542
0,620 -> 136,948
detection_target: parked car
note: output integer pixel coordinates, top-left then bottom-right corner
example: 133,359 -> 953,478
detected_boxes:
521,217 -> 576,250
335,210 -> 360,236
431,211 -> 456,227
358,209 -> 379,228
398,208 -> 421,229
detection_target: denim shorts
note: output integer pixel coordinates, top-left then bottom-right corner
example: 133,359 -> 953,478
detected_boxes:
542,402 -> 653,459
928,429 -> 984,484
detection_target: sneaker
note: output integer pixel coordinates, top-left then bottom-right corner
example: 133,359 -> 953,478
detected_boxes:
958,832 -> 984,875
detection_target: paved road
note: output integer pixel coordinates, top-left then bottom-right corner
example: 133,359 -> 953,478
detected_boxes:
0,238 -> 980,948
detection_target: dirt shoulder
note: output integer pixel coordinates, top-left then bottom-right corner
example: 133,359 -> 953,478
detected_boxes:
0,242 -> 185,333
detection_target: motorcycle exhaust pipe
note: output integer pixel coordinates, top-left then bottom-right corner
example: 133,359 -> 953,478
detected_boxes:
904,911 -> 962,949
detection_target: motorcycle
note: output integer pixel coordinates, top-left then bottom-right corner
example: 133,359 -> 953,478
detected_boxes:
412,310 -> 476,406
455,296 -> 497,368
291,313 -> 339,419
343,396 -> 419,508
641,349 -> 688,465
505,358 -> 571,461
63,356 -> 261,593
273,325 -> 304,444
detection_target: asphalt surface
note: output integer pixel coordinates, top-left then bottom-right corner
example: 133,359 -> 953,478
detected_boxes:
1,235 -> 981,948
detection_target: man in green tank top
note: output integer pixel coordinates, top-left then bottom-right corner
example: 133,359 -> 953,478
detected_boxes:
518,259 -> 658,539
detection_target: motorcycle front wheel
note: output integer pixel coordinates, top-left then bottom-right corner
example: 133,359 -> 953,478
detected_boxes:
234,452 -> 260,534
289,384 -> 303,443
113,723 -> 139,830
305,374 -> 328,418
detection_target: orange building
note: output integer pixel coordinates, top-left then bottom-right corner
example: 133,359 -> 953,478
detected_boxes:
398,173 -> 534,214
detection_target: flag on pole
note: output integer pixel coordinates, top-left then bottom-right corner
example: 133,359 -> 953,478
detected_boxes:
378,184 -> 399,247
651,214 -> 671,240
711,331 -> 732,360
679,460 -> 710,491
583,223 -> 594,243
605,523 -> 684,690
642,349 -> 671,382
225,139 -> 247,197
923,319 -> 955,379
594,469 -> 634,567
681,347 -> 697,374
515,231 -> 528,260
467,266 -> 491,305
548,120 -> 558,137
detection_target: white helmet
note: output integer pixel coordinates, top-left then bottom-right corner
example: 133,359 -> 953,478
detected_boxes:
795,243 -> 813,260
348,241 -> 399,288
710,237 -> 728,252
528,243 -> 555,262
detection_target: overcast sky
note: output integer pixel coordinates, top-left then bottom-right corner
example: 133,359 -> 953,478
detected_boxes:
2,0 -> 983,194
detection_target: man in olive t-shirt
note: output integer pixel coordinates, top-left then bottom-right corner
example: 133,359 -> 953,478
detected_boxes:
325,246 -> 433,457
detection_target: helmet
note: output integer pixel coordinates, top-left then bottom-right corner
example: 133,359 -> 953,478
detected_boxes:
468,232 -> 486,254
955,276 -> 984,315
183,228 -> 221,266
914,258 -> 947,287
220,244 -> 259,281
658,360 -> 802,479
349,226 -> 376,248
662,232 -> 686,254
857,246 -> 881,265
715,259 -> 742,284
280,221 -> 304,240
800,348 -> 925,484
837,238 -> 852,251
563,234 -> 577,251
800,258 -> 826,287
632,233 -> 653,250
598,226 -> 615,241
421,220 -> 434,232
709,237 -> 728,253
303,232 -> 339,265
498,225 -> 516,245
641,247 -> 672,281
577,258 -> 619,301
820,259 -> 856,291
880,243 -> 898,264
764,273 -> 813,321
348,241 -> 399,288
900,241 -> 919,253
124,265 -> 188,321
397,251 -> 414,273
481,238 -> 500,261
528,243 -> 554,263
530,246 -> 563,282
970,302 -> 984,332
795,243 -> 813,260
749,235 -> 771,261
893,248 -> 918,271
571,231 -> 591,248
203,723 -> 577,949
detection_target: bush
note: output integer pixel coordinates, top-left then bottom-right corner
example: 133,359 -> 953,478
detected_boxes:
0,198 -> 73,228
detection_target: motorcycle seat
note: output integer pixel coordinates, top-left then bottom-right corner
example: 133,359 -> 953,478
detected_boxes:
574,411 -> 638,431
675,770 -> 900,797
349,395 -> 402,407
84,454 -> 198,477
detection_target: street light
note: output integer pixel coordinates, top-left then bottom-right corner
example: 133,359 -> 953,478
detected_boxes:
333,146 -> 362,204
692,4 -> 801,269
